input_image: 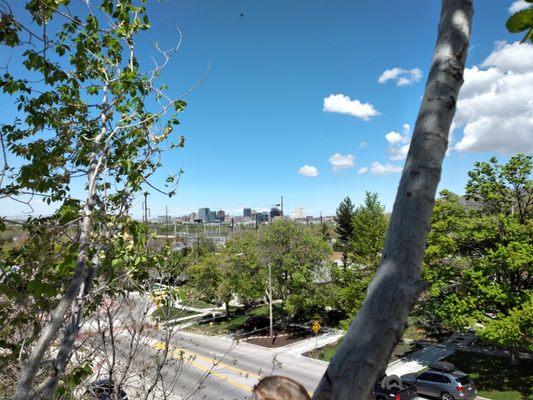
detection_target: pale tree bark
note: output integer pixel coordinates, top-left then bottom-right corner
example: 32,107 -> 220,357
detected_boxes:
13,94 -> 108,400
312,1 -> 473,399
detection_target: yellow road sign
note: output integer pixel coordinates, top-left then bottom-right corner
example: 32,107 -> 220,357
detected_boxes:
312,321 -> 320,335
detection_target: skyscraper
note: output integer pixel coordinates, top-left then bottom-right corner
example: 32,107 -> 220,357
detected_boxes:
198,207 -> 210,223
243,208 -> 252,218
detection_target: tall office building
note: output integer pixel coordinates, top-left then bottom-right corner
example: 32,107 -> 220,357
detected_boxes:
217,210 -> 226,222
198,207 -> 210,223
243,208 -> 252,218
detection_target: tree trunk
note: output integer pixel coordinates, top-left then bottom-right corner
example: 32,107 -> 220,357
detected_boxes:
13,95 -> 108,400
312,1 -> 473,399
225,300 -> 231,318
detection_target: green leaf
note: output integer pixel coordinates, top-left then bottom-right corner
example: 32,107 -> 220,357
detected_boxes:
506,8 -> 533,33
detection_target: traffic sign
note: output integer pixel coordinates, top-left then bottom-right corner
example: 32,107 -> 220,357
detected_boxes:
312,320 -> 321,335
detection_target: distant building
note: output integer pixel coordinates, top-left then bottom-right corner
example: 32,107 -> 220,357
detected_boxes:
270,207 -> 281,220
256,212 -> 269,224
209,210 -> 217,222
243,208 -> 252,218
217,210 -> 226,222
291,208 -> 304,219
198,207 -> 210,223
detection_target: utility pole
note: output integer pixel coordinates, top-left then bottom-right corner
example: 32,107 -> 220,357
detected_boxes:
143,192 -> 149,223
218,219 -> 221,246
268,262 -> 273,338
196,235 -> 200,263
173,222 -> 176,245
165,205 -> 169,240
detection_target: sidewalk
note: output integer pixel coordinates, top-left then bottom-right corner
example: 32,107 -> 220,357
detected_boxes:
278,329 -> 344,356
386,332 -> 477,376
386,344 -> 454,376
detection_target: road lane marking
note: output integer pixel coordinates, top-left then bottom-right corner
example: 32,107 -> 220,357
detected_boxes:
152,341 -> 315,397
152,341 -> 258,393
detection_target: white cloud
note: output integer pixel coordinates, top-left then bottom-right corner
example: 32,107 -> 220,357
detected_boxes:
360,141 -> 367,148
329,153 -> 354,171
378,67 -> 422,86
453,41 -> 533,154
385,127 -> 411,160
390,143 -> 411,161
385,131 -> 408,145
370,162 -> 403,175
323,93 -> 380,120
509,0 -> 530,13
358,167 -> 368,174
298,165 -> 319,177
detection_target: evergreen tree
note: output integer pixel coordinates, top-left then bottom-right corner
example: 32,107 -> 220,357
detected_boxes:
321,222 -> 331,242
334,196 -> 355,266
351,192 -> 388,266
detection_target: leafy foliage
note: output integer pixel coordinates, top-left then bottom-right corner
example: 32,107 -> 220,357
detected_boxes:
334,192 -> 388,328
257,220 -> 331,325
421,154 -> 533,352
0,0 -> 188,395
506,1 -> 533,42
334,196 -> 355,266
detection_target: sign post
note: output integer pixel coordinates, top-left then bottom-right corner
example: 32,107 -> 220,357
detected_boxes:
312,320 -> 321,350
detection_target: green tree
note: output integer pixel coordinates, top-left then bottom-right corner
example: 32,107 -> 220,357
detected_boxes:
332,192 -> 388,328
258,219 -> 330,328
334,196 -> 355,267
187,231 -> 266,315
351,192 -> 388,266
187,254 -> 233,316
320,221 -> 331,242
224,231 -> 266,309
0,1 -> 187,397
422,154 -> 533,355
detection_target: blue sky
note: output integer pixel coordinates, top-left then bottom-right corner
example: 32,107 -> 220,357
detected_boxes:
2,0 -> 532,218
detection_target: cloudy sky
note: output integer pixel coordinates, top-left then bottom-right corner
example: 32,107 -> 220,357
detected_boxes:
1,0 -> 532,217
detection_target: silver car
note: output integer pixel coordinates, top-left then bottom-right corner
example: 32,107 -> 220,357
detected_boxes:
401,362 -> 477,400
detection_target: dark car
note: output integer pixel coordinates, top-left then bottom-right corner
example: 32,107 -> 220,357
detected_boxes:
401,361 -> 477,400
85,378 -> 128,400
372,374 -> 418,400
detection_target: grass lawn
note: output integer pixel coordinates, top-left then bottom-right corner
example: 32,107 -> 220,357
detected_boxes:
184,303 -> 282,336
444,351 -> 532,400
182,299 -> 215,309
152,306 -> 200,321
304,339 -> 423,363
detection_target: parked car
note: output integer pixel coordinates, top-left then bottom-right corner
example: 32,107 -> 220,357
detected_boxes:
85,378 -> 128,400
372,373 -> 418,400
401,361 -> 477,400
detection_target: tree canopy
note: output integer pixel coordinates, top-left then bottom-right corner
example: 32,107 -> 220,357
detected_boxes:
422,154 -> 533,353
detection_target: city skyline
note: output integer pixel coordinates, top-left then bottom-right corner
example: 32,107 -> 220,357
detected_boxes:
2,0 -> 531,219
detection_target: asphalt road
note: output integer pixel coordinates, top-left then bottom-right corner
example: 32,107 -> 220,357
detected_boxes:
111,328 -> 450,400
91,296 -> 482,400
111,329 -> 326,399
